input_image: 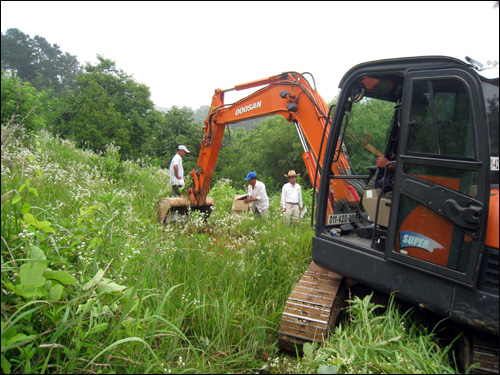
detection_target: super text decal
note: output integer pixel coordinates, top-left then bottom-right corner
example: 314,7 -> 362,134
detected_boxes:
400,231 -> 444,252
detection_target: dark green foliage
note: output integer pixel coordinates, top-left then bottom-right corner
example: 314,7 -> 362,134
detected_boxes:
240,116 -> 307,194
212,126 -> 249,190
1,71 -> 48,132
150,106 -> 202,170
50,56 -> 155,159
1,28 -> 80,93
343,98 -> 395,174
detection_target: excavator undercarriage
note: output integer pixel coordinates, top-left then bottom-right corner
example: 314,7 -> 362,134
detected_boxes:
278,261 -> 499,373
278,261 -> 348,353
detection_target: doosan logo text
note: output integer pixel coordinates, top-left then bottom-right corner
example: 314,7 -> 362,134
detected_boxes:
235,101 -> 262,116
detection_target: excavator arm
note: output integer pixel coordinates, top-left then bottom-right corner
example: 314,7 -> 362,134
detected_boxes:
188,72 -> 358,208
156,71 -> 364,353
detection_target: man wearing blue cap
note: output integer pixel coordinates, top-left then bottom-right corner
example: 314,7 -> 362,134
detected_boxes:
244,171 -> 269,218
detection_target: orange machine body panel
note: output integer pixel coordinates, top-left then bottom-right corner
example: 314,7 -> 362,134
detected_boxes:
394,175 -> 461,266
486,189 -> 499,248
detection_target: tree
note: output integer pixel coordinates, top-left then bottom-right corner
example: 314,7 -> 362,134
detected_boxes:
192,105 -> 209,124
211,125 -> 248,189
1,29 -> 36,81
244,116 -> 307,193
1,28 -> 80,93
51,57 -> 155,159
343,98 -> 395,174
212,116 -> 306,194
1,71 -> 48,132
145,106 -> 202,169
56,79 -> 130,154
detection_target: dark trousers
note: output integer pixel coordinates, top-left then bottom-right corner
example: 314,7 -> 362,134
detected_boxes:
172,185 -> 181,197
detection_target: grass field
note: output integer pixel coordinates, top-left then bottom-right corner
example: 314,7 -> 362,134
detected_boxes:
1,128 -> 464,373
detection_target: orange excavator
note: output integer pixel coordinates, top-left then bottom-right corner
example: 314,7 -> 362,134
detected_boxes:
309,56 -> 498,372
157,71 -> 360,223
158,57 -> 499,372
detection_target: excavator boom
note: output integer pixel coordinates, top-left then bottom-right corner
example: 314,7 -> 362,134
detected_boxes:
189,72 -> 357,209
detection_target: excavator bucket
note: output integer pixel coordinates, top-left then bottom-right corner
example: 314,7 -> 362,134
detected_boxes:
157,197 -> 214,224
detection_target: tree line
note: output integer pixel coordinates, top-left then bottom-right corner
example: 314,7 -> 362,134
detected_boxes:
2,27 -> 391,195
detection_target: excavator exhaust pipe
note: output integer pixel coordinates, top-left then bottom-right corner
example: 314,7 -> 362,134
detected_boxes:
157,197 -> 214,224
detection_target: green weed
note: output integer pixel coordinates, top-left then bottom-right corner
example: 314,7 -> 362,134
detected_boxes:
1,128 -> 462,373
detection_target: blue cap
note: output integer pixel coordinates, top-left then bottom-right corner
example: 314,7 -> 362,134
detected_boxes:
245,171 -> 256,180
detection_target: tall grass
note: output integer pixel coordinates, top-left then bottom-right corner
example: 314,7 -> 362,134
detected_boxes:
298,295 -> 460,374
1,128 -> 461,373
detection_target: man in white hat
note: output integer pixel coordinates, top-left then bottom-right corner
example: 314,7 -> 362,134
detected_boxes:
281,170 -> 304,225
169,145 -> 190,197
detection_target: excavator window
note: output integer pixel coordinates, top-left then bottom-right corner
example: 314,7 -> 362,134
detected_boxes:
321,76 -> 399,246
407,79 -> 475,159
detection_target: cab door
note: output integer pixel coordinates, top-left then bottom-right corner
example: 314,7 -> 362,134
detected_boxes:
386,69 -> 490,285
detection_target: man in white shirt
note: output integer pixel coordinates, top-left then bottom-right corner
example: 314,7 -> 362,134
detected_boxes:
281,170 -> 304,226
243,171 -> 269,219
169,145 -> 190,196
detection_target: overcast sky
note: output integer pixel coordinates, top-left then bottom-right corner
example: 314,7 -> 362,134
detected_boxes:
2,1 -> 499,110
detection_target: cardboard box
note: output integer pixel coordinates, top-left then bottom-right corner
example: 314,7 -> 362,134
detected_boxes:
362,189 -> 391,227
231,194 -> 249,214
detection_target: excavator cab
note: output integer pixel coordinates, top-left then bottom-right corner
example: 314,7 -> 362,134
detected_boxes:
311,58 -> 498,370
